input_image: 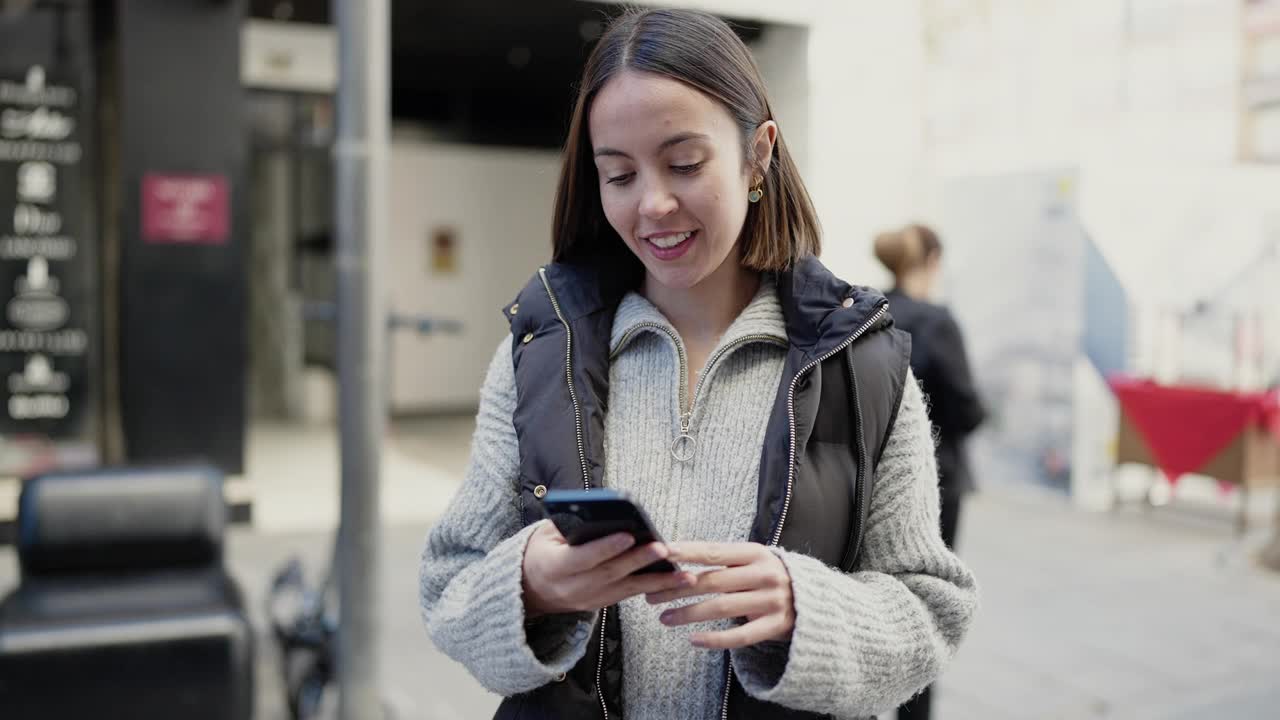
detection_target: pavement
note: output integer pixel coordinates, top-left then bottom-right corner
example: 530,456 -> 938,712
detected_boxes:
2,416 -> 1279,719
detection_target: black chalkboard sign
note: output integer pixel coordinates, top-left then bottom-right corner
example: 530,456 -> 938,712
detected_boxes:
0,65 -> 91,440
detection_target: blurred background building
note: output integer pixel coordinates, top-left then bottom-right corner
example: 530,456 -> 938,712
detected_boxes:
1,0 -> 1279,718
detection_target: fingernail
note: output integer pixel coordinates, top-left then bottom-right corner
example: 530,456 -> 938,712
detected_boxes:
690,635 -> 708,648
659,610 -> 674,625
614,535 -> 635,550
678,573 -> 694,587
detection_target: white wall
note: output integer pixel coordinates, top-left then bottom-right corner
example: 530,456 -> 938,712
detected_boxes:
921,1 -> 1240,176
749,23 -> 811,174
915,0 -> 1280,387
386,137 -> 559,412
918,5 -> 1261,217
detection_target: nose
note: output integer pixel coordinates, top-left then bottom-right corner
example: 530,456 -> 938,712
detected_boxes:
638,178 -> 677,220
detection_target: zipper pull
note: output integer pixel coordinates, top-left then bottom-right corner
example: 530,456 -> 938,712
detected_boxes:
672,411 -> 695,462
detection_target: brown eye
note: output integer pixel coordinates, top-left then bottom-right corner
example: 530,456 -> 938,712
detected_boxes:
671,162 -> 703,175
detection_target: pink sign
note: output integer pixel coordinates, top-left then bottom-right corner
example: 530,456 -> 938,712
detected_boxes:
141,173 -> 229,244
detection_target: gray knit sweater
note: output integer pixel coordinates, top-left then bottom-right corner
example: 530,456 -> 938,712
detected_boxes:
419,279 -> 978,719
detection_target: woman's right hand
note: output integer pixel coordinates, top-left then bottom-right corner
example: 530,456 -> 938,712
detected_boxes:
522,521 -> 694,618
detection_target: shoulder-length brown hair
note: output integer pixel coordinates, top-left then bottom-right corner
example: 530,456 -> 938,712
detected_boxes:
551,8 -> 821,272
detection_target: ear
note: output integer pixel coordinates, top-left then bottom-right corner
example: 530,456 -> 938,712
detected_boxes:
750,121 -> 779,179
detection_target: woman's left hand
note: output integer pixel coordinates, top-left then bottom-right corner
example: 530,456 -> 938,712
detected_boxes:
645,541 -> 795,649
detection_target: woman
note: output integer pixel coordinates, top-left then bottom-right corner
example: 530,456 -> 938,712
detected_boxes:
420,10 -> 977,720
875,224 -> 986,720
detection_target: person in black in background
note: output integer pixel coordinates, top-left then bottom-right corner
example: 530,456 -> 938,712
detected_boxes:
876,223 -> 986,720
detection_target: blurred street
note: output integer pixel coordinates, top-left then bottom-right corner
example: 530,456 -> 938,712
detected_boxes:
6,417 -> 1277,720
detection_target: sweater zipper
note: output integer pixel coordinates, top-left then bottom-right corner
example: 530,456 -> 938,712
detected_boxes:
611,321 -> 689,416
538,268 -> 609,720
612,323 -> 785,720
611,323 -> 785,460
720,655 -> 734,720
718,301 -> 889,720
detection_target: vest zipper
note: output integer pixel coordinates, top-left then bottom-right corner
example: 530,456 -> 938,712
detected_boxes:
596,605 -> 609,720
537,268 -> 609,720
772,302 -> 887,546
538,268 -> 591,492
717,301 -> 889,720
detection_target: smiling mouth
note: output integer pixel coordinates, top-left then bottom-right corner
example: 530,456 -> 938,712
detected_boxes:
644,230 -> 694,249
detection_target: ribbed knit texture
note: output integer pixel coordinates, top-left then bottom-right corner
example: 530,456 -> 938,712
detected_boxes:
420,279 -> 979,719
605,280 -> 788,719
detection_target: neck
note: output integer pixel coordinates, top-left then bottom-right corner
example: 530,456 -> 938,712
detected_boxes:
896,268 -> 933,301
643,257 -> 760,344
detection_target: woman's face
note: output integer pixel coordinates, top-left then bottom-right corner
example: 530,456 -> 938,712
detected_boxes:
589,71 -> 772,291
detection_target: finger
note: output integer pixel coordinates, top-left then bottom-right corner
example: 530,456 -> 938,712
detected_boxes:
589,570 -> 697,608
690,616 -> 792,650
659,590 -> 784,627
645,564 -> 783,605
667,541 -> 770,567
586,542 -> 672,585
557,532 -> 638,574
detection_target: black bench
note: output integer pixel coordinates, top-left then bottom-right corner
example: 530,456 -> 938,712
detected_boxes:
0,466 -> 254,719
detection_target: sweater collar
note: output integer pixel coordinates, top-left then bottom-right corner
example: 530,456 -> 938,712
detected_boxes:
608,275 -> 788,357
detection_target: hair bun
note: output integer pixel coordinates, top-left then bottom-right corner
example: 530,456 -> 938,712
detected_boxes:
874,228 -> 921,276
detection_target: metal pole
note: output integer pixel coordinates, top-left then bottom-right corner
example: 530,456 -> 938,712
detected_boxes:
333,0 -> 388,717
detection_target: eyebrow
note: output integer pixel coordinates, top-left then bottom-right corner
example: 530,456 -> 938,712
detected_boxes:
593,131 -> 710,159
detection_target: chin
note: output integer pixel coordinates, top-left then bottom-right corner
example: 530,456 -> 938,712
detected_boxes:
636,258 -> 708,290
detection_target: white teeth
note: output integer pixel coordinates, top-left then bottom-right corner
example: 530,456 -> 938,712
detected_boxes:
647,231 -> 692,249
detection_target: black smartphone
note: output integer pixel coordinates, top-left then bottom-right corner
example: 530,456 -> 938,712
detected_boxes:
540,489 -> 678,574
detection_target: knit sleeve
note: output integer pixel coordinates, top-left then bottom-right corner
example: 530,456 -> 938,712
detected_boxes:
418,336 -> 598,696
730,371 -> 979,717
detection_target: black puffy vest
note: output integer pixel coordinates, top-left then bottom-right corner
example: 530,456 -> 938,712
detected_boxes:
498,256 -> 911,720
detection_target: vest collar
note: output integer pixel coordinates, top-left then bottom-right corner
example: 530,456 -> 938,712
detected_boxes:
536,255 -> 889,362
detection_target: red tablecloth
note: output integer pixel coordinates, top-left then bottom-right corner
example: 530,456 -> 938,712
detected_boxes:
1108,377 -> 1280,482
